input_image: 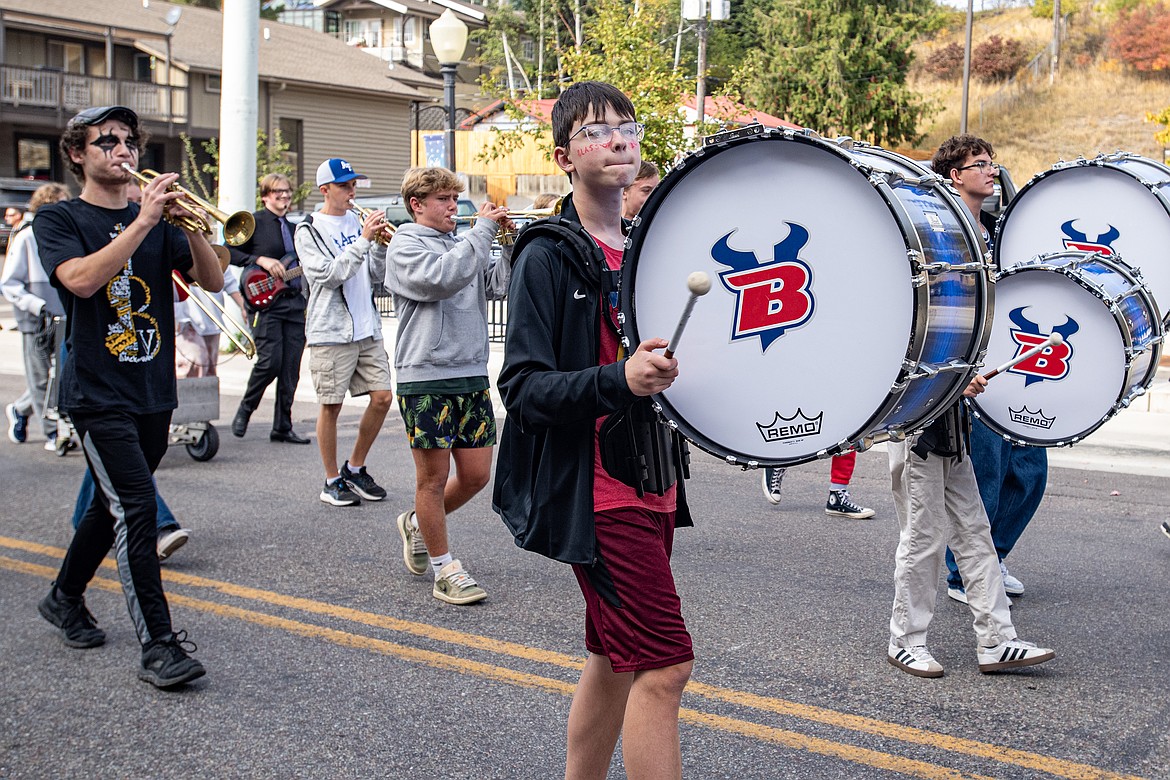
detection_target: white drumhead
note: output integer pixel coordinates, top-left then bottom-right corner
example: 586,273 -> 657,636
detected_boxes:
997,163 -> 1170,319
629,138 -> 913,461
975,269 -> 1126,443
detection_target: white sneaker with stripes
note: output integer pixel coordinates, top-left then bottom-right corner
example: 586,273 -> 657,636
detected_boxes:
887,643 -> 943,678
977,639 -> 1054,673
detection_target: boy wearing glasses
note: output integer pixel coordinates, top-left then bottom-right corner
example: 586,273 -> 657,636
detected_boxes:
882,135 -> 1055,679
228,173 -> 311,445
494,82 -> 694,779
933,135 -> 1046,608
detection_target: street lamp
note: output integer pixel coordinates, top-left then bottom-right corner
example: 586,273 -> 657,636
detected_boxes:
429,9 -> 468,172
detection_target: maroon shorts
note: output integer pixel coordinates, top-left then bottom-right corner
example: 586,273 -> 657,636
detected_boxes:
571,506 -> 693,674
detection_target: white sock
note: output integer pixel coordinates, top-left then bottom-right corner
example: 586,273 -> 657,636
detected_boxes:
431,553 -> 453,580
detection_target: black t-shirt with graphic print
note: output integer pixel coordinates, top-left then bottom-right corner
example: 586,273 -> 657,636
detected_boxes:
34,198 -> 193,414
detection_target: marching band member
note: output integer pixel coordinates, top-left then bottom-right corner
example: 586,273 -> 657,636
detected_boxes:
936,134 -> 1043,605
494,81 -> 694,780
33,105 -> 216,688
385,166 -> 511,605
227,173 -> 310,444
883,136 -> 1055,680
296,158 -> 393,507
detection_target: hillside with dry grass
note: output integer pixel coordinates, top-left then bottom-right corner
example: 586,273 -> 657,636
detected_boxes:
908,5 -> 1169,181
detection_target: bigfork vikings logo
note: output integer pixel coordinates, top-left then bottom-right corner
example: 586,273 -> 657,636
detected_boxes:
1061,220 -> 1120,256
1007,307 -> 1078,386
713,223 -> 813,352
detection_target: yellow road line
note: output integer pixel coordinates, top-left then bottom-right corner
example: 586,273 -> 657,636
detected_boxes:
2,555 -> 993,780
0,536 -> 1146,780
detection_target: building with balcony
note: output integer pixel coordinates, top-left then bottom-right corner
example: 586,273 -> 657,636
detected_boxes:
0,0 -> 437,208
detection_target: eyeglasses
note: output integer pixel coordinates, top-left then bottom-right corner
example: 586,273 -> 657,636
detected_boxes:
957,161 -> 999,174
569,122 -> 645,143
269,189 -> 293,197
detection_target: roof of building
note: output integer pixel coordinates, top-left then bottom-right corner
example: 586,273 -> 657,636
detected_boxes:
0,0 -> 433,98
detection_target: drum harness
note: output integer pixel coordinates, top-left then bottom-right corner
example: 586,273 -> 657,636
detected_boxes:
511,214 -> 690,497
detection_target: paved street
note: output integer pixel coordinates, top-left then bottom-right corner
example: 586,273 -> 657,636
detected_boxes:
1,323 -> 1168,779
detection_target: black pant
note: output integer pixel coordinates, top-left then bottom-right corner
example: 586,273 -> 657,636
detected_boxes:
57,409 -> 173,646
240,305 -> 306,434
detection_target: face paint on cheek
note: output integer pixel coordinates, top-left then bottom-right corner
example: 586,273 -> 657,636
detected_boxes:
575,139 -> 615,158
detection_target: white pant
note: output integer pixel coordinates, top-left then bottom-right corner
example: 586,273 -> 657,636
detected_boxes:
887,437 -> 1015,649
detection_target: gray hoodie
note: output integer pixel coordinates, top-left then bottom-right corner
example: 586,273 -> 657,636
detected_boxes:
1,216 -> 65,333
384,218 -> 510,384
295,213 -> 387,346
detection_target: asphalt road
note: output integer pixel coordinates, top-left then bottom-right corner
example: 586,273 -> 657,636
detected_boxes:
1,370 -> 1168,780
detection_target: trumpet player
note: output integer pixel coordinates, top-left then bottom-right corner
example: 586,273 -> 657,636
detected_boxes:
384,167 -> 512,605
32,105 -> 219,689
296,158 -> 394,508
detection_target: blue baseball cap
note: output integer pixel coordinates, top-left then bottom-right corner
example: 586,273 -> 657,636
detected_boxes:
315,158 -> 368,186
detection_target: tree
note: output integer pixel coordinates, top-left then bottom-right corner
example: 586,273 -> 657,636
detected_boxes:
180,130 -> 312,209
1149,105 -> 1170,145
477,0 -> 694,170
729,0 -> 935,145
971,35 -> 1029,81
1108,1 -> 1170,72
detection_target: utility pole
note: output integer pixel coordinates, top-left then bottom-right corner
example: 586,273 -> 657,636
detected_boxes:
1050,0 -> 1061,85
960,0 -> 973,134
683,0 -> 729,131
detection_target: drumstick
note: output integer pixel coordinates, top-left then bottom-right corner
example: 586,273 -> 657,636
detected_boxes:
663,272 -> 712,360
983,333 -> 1064,380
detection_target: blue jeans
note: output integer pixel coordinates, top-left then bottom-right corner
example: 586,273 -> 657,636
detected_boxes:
71,468 -> 178,531
946,417 -> 1047,588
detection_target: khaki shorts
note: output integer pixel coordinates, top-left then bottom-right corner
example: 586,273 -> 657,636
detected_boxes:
309,337 -> 393,404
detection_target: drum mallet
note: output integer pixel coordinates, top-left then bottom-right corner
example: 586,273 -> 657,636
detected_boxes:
663,272 -> 712,359
983,333 -> 1064,381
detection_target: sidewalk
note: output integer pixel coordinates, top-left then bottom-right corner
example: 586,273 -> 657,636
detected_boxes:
2,314 -> 1167,477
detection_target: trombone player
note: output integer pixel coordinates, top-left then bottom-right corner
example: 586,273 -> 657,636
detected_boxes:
32,105 -> 217,689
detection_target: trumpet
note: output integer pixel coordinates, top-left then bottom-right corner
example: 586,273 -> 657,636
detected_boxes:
454,200 -> 562,246
348,200 -> 396,245
121,164 -> 256,246
172,271 -> 257,359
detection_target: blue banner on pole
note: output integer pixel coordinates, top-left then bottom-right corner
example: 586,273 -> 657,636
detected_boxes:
423,134 -> 447,168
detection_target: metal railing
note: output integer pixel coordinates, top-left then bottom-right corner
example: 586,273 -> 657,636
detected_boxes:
1,65 -> 187,123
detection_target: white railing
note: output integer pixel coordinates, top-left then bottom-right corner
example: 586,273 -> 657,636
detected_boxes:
1,65 -> 187,123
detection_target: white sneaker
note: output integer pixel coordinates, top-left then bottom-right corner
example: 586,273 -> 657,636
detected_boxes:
977,638 -> 1054,673
157,528 -> 190,561
887,643 -> 943,678
999,562 -> 1025,596
947,585 -> 1012,607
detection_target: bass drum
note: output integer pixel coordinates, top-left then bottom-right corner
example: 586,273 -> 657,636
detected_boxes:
621,126 -> 992,467
969,251 -> 1163,446
995,152 -> 1170,324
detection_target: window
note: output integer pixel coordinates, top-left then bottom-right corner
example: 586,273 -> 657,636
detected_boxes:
134,53 -> 156,83
206,74 -> 221,93
48,42 -> 85,74
403,17 -> 416,44
16,137 -> 55,180
521,37 -> 535,61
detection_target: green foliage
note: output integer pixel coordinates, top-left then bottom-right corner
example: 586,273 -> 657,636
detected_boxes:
1108,1 -> 1170,72
729,0 -> 935,145
1032,0 -> 1083,17
179,130 -> 312,209
972,35 -> 1030,81
476,0 -> 694,170
1148,105 -> 1170,144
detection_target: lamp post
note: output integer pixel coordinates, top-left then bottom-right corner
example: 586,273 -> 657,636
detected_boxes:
429,9 -> 468,172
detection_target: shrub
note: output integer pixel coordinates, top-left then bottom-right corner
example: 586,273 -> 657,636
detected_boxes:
924,42 -> 966,80
1108,1 -> 1170,72
1033,0 -> 1083,18
972,35 -> 1029,81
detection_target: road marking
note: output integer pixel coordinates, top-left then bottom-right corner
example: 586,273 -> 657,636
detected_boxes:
0,536 -> 1148,780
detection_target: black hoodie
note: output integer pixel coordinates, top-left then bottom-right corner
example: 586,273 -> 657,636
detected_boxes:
492,193 -> 692,565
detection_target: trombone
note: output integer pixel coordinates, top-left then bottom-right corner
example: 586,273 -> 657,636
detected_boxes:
171,247 -> 257,359
453,200 -> 562,246
121,164 -> 257,246
348,200 -> 397,245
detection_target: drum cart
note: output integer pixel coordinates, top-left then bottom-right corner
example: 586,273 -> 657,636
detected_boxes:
169,376 -> 221,461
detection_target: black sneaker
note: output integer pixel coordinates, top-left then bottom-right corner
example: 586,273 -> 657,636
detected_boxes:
6,403 -> 28,444
1162,520 -> 1170,540
341,461 -> 386,501
38,584 -> 106,648
761,467 -> 786,505
320,478 -> 361,506
138,630 -> 206,689
825,489 -> 875,519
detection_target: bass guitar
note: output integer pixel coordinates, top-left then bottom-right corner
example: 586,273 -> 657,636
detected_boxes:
241,252 -> 302,311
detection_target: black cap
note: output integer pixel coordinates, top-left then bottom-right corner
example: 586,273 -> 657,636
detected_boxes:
67,105 -> 140,132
